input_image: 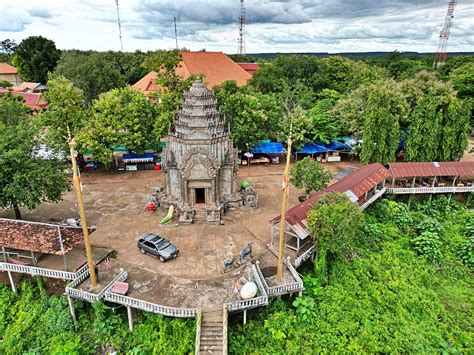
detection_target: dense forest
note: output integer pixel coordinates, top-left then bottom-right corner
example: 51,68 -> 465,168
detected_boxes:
1,196 -> 472,353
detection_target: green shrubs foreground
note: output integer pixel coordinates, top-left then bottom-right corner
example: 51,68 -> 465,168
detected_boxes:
0,279 -> 195,354
230,196 -> 473,354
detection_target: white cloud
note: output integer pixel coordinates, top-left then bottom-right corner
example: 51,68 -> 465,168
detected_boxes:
0,0 -> 472,53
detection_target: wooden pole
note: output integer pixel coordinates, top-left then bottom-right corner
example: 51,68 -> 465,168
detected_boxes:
69,139 -> 97,288
276,135 -> 292,284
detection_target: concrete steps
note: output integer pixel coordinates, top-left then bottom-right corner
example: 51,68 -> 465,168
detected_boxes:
199,310 -> 225,354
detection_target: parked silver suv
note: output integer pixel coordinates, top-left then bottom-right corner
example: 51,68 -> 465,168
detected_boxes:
137,232 -> 179,262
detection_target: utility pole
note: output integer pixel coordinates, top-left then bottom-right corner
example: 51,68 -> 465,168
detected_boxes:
69,139 -> 97,288
115,0 -> 124,51
174,16 -> 179,50
276,129 -> 292,284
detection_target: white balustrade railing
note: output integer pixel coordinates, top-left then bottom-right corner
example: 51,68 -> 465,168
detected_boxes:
65,269 -> 128,303
104,292 -> 197,318
386,186 -> 474,194
294,245 -> 315,268
227,265 -> 268,312
0,262 -> 77,280
361,188 -> 386,210
254,259 -> 304,296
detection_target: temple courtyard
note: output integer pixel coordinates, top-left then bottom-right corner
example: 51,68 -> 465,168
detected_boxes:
1,161 -> 361,310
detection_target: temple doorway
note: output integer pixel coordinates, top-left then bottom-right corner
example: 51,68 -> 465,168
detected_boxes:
195,188 -> 206,204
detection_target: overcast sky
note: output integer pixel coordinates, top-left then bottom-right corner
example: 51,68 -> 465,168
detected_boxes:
0,0 -> 472,53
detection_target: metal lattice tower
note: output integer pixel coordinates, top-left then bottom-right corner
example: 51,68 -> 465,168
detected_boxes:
115,0 -> 124,51
238,0 -> 246,54
433,0 -> 457,68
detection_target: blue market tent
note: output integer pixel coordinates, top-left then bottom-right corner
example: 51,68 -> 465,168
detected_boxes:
250,142 -> 283,154
297,143 -> 328,154
324,140 -> 352,151
122,153 -> 154,164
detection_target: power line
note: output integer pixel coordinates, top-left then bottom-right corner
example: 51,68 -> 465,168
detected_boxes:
115,0 -> 124,51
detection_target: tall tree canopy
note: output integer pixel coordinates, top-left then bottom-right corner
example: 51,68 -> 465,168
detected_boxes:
78,88 -> 158,165
333,80 -> 406,163
54,51 -> 127,105
39,75 -> 87,154
12,36 -> 60,83
360,81 -> 406,163
0,94 -> 69,219
401,71 -> 470,162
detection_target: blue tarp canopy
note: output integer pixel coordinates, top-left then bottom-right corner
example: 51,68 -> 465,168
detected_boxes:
325,140 -> 352,151
297,143 -> 328,154
122,153 -> 154,163
250,142 -> 283,154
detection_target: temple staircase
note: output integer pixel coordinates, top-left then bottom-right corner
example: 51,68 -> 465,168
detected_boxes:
198,309 -> 226,354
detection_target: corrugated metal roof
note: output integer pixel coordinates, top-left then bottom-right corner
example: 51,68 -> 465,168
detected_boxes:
0,218 -> 95,255
271,163 -> 389,231
389,162 -> 474,178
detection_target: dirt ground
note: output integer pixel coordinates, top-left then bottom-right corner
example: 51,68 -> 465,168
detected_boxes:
1,159 -> 361,310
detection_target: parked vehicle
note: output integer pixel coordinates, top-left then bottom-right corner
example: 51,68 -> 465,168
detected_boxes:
137,232 -> 179,262
83,161 -> 98,171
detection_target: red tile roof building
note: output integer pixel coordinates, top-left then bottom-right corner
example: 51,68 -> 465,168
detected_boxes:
0,218 -> 94,255
270,164 -> 389,252
388,161 -> 474,178
132,51 -> 252,95
0,62 -> 21,86
237,63 -> 260,76
0,89 -> 48,111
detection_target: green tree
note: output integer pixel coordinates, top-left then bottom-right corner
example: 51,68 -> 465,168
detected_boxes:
307,89 -> 341,143
220,90 -> 282,150
361,81 -> 407,163
12,36 -> 60,83
449,62 -> 474,99
290,157 -> 333,197
307,192 -> 364,283
78,88 -> 158,166
402,71 -> 470,162
142,50 -> 195,140
39,75 -> 87,154
55,51 -> 127,105
0,80 -> 12,88
386,59 -> 429,81
0,94 -> 69,219
0,39 -> 17,54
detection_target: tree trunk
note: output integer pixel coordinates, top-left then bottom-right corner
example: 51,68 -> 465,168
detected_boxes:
13,204 -> 22,220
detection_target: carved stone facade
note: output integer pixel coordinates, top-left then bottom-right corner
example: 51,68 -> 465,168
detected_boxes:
160,78 -> 248,223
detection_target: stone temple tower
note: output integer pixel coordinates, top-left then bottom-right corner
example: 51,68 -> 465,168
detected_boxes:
160,78 -> 249,223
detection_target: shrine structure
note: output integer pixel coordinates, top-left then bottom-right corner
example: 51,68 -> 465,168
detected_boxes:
159,78 -> 257,223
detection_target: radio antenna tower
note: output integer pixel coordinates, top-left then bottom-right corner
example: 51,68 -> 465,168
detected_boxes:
238,0 -> 246,54
433,0 -> 457,68
115,0 -> 124,51
174,16 -> 179,50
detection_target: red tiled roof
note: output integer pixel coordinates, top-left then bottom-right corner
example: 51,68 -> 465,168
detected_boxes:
0,218 -> 95,255
271,163 -> 389,227
132,51 -> 251,94
0,91 -> 48,111
237,63 -> 260,76
389,162 -> 474,178
0,62 -> 17,74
